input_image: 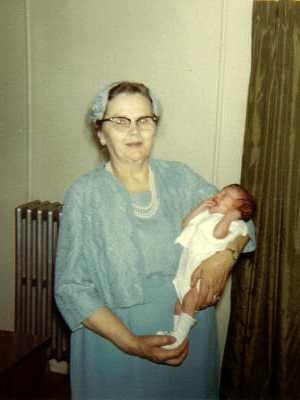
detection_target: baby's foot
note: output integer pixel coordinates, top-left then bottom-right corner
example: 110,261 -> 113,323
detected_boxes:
156,330 -> 169,336
156,330 -> 179,349
162,332 -> 180,350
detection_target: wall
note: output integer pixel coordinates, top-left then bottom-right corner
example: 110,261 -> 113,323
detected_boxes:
0,0 -> 28,330
0,0 -> 252,359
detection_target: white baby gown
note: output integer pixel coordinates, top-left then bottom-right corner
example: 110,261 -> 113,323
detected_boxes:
173,209 -> 249,302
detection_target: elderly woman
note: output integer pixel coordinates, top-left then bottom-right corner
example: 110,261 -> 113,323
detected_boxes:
55,81 -> 255,400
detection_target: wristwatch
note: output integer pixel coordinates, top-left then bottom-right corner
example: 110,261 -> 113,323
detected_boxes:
225,247 -> 239,262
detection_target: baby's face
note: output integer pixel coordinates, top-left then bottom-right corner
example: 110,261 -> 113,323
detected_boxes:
210,187 -> 243,214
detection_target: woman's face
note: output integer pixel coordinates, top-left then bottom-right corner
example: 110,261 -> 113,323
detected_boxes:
97,93 -> 157,166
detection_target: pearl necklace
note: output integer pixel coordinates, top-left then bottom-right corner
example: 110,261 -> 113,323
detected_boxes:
105,162 -> 160,219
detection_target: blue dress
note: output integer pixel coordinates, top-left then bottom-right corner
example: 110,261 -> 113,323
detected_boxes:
55,160 -> 255,400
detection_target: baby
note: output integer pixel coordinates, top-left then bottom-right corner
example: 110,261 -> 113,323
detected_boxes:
159,184 -> 256,349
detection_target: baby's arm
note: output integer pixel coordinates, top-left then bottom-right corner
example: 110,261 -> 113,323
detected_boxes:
213,210 -> 241,239
182,198 -> 216,228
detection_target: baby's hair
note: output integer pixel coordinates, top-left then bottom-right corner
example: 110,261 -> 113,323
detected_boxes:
224,184 -> 256,221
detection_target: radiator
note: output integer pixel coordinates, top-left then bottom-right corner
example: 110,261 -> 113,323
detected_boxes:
15,200 -> 69,361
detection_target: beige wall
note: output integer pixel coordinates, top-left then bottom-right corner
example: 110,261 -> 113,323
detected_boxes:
0,0 -> 28,330
0,0 -> 252,358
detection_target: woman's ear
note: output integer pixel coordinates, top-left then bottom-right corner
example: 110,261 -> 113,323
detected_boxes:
97,131 -> 106,146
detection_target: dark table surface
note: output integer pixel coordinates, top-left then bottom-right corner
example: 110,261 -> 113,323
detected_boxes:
0,330 -> 50,374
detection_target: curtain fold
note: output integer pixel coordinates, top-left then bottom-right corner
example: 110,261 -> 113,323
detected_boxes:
220,1 -> 300,399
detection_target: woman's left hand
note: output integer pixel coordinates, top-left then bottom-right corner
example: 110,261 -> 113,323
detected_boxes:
190,250 -> 234,309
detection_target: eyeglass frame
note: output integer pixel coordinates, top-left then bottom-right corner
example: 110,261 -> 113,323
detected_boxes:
96,115 -> 159,132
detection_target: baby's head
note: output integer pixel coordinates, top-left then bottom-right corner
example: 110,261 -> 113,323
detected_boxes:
212,184 -> 256,221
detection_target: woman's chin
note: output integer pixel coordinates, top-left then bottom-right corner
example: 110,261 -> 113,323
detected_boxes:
125,149 -> 150,162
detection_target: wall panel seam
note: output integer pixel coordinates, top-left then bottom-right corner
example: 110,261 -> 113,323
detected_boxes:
25,0 -> 32,200
212,0 -> 228,187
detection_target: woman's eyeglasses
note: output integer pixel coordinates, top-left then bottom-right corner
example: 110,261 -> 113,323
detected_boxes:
96,115 -> 159,132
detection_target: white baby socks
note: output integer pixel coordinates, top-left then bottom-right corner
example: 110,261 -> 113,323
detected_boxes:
161,312 -> 196,349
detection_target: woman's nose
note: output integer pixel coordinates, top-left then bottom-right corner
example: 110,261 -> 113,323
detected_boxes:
128,120 -> 140,134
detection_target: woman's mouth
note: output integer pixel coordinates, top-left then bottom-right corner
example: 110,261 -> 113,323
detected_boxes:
126,141 -> 143,148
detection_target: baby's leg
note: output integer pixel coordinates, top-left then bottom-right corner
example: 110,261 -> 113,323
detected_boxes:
181,287 -> 199,317
162,288 -> 199,349
174,299 -> 182,315
173,299 -> 182,331
156,298 -> 182,336
162,312 -> 196,349
157,287 -> 199,349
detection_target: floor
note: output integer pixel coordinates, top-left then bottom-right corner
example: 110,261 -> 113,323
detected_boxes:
9,372 -> 71,400
37,372 -> 71,400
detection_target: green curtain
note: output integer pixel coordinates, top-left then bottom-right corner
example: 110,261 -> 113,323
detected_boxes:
220,1 -> 300,399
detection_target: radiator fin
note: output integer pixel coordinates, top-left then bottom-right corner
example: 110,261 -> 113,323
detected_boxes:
15,201 -> 69,361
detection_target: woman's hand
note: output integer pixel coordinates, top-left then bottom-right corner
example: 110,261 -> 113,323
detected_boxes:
83,306 -> 189,366
190,251 -> 234,309
190,235 -> 249,309
131,335 -> 189,366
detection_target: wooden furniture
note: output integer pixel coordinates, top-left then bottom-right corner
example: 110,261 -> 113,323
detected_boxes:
0,330 -> 50,398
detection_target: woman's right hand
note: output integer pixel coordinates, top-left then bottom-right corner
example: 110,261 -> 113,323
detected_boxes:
131,335 -> 189,366
83,306 -> 189,366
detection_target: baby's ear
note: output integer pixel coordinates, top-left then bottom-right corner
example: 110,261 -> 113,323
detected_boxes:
235,208 -> 242,219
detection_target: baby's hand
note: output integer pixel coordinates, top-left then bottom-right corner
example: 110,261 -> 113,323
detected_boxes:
199,198 -> 217,211
182,197 -> 216,228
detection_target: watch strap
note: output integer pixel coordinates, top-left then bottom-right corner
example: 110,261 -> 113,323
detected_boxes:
225,247 -> 239,262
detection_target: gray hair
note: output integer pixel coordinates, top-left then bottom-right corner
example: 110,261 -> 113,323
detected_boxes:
89,81 -> 161,124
